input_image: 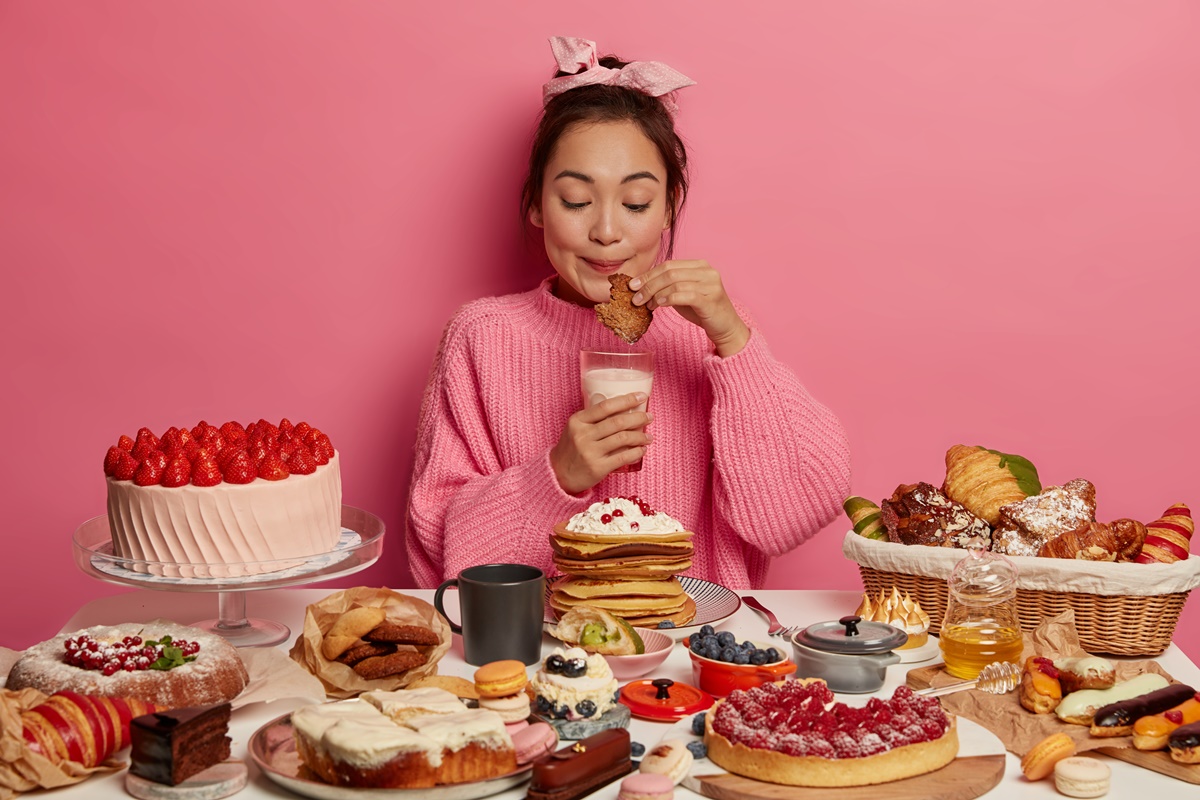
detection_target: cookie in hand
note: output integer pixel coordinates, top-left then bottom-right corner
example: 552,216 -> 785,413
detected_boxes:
595,273 -> 652,344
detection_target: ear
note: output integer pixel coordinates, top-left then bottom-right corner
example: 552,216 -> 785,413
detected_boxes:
529,205 -> 544,229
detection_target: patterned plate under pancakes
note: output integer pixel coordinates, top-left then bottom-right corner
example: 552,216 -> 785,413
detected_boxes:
544,575 -> 742,641
249,712 -> 534,800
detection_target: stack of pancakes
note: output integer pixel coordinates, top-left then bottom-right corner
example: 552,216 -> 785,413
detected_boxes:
549,520 -> 696,627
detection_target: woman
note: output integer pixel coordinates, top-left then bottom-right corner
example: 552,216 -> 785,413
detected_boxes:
404,37 -> 851,588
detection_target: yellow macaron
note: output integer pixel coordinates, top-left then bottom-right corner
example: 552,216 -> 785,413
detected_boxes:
1021,732 -> 1076,781
474,660 -> 528,698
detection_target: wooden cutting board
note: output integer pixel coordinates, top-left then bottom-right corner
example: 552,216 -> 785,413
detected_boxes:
682,755 -> 1004,800
906,662 -> 1200,785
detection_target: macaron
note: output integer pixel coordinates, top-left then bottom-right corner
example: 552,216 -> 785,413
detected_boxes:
1021,732 -> 1076,781
474,660 -> 528,698
479,692 -> 532,723
505,719 -> 530,734
512,721 -> 557,765
617,771 -> 675,800
638,738 -> 693,785
1054,756 -> 1111,798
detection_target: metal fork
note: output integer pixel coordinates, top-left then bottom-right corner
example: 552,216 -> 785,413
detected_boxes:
742,596 -> 802,638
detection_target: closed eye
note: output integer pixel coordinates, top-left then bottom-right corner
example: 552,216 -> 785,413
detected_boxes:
561,200 -> 589,210
625,203 -> 651,212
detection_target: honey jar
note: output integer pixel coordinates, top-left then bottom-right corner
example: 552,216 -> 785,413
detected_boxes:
940,539 -> 1022,679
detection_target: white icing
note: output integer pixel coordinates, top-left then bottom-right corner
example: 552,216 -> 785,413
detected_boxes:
531,647 -> 618,720
566,497 -> 685,536
1054,673 -> 1169,721
106,453 -> 342,577
362,688 -> 467,721
406,710 -> 511,753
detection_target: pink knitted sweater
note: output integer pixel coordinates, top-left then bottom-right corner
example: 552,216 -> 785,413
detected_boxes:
404,277 -> 851,589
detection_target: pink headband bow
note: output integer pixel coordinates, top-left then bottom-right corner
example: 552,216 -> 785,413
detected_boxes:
542,36 -> 695,118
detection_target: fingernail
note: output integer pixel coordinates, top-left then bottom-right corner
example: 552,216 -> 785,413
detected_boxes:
629,277 -> 642,290
645,432 -> 654,443
634,392 -> 648,403
645,411 -> 654,423
632,293 -> 643,305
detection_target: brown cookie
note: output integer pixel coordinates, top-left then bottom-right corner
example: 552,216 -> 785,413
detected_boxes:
335,641 -> 396,666
352,649 -> 428,680
365,622 -> 440,646
595,273 -> 652,344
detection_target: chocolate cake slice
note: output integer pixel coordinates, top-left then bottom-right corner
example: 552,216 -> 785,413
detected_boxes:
129,703 -> 232,785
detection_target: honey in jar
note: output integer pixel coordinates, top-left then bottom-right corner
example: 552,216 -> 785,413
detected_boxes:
939,539 -> 1022,680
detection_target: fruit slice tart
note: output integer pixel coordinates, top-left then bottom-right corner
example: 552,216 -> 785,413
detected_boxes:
704,679 -> 958,787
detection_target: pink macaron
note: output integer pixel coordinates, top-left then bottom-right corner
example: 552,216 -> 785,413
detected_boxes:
617,772 -> 675,800
512,721 -> 557,765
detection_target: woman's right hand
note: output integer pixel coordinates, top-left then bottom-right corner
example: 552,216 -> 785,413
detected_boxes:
550,393 -> 653,495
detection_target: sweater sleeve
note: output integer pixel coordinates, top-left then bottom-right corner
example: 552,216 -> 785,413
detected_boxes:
403,316 -> 589,587
704,328 -> 852,558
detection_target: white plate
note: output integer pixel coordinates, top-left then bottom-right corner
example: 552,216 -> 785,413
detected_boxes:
249,712 -> 533,800
545,575 -> 742,641
897,634 -> 941,663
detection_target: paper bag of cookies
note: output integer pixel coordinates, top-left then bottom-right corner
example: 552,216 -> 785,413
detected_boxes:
289,586 -> 452,699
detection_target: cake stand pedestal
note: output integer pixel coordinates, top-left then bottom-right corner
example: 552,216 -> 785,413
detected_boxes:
72,505 -> 385,647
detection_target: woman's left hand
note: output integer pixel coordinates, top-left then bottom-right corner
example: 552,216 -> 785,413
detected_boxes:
629,260 -> 750,357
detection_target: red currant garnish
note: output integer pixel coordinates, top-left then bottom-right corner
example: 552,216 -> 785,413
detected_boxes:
612,509 -> 624,517
600,514 -> 612,524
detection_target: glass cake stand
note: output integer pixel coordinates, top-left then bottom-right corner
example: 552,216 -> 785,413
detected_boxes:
72,505 -> 385,647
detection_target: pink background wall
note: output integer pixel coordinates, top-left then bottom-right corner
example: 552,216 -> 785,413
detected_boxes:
3,2 -> 1197,659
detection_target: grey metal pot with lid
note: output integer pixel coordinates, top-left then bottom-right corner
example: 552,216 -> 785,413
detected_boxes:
789,615 -> 907,693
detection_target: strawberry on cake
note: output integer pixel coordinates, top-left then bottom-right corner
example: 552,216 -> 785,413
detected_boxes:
102,418 -> 341,577
704,680 -> 958,787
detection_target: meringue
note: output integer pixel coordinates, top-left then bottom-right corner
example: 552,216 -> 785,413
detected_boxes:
855,588 -> 931,649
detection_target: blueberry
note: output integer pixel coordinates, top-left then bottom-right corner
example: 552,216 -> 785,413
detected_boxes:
765,648 -> 781,663
749,650 -> 768,666
613,689 -> 621,702
699,625 -> 715,637
657,620 -> 676,629
575,700 -> 597,718
535,695 -> 552,713
545,654 -> 566,674
630,741 -> 646,758
690,637 -> 706,653
716,631 -> 736,647
691,712 -> 707,736
720,646 -> 738,662
554,703 -> 571,719
733,651 -> 750,665
561,658 -> 587,678
686,741 -> 708,759
702,643 -> 721,660
740,640 -> 755,651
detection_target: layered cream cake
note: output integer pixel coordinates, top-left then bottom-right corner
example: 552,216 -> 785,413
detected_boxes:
102,419 -> 341,577
531,647 -> 619,721
291,700 -> 517,788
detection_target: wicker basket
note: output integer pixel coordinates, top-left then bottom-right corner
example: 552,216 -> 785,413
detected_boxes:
844,533 -> 1200,657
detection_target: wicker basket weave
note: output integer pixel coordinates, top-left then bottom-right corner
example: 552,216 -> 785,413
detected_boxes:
857,565 -> 1188,656
844,532 -> 1200,657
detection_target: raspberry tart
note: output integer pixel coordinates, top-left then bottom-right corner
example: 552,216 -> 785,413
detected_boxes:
7,621 -> 249,711
102,418 -> 341,577
704,680 -> 958,787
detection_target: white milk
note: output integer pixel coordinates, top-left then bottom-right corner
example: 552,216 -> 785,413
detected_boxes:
581,367 -> 653,410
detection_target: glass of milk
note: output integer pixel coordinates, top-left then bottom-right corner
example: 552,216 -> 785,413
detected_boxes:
579,349 -> 654,472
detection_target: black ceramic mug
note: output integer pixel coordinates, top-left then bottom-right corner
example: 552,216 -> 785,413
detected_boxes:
433,563 -> 546,666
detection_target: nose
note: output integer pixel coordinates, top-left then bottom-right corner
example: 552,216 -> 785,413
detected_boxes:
589,205 -> 620,247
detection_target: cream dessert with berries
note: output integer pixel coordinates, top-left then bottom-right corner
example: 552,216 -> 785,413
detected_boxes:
102,418 -> 341,577
705,680 -> 958,787
6,620 -> 249,711
531,647 -> 620,722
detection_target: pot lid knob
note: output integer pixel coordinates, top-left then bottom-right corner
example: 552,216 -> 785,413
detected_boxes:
651,678 -> 674,700
839,615 -> 862,636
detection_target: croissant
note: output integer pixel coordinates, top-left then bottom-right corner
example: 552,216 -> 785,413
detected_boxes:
1109,518 -> 1147,562
943,445 -> 1042,525
1039,522 -> 1119,561
20,691 -> 156,768
1136,504 -> 1194,564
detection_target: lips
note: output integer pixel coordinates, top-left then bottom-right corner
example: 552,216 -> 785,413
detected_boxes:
583,259 -> 627,275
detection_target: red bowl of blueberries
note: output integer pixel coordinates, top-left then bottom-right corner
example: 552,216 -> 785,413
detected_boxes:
684,626 -> 796,697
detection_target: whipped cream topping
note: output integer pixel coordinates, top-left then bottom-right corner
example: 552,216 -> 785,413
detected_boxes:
362,687 -> 468,722
532,647 -> 618,721
855,588 -> 931,635
566,496 -> 685,536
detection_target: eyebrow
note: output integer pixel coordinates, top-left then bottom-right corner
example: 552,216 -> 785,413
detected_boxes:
554,170 -> 660,184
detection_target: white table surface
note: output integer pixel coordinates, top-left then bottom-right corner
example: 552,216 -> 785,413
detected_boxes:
34,587 -> 1200,799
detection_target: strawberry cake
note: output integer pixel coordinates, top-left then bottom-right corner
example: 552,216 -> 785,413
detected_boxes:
102,418 -> 341,577
704,680 -> 958,787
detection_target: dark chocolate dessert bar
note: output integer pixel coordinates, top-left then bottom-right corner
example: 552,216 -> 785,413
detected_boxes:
527,727 -> 632,800
129,703 -> 232,785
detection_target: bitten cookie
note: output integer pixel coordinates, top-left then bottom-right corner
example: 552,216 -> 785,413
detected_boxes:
365,622 -> 440,646
596,273 -> 652,344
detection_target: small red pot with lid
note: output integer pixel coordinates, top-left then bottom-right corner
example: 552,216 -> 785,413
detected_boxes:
620,678 -> 714,722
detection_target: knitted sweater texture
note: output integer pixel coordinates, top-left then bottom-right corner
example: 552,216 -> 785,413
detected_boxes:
404,277 -> 852,589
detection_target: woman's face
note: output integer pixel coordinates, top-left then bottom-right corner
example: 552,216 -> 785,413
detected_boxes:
531,120 -> 670,306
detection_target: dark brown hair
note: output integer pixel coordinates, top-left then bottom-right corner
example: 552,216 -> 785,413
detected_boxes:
521,56 -> 690,258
